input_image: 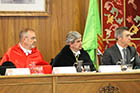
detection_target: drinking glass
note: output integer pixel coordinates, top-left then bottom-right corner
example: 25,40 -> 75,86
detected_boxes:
126,64 -> 133,71
76,60 -> 83,72
121,64 -> 127,71
84,65 -> 90,72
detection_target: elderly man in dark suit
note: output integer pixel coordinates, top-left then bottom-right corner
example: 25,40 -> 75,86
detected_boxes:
52,31 -> 95,71
102,27 -> 140,68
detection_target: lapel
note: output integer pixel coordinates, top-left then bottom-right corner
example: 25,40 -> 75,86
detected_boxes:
63,45 -> 76,63
114,44 -> 122,61
126,46 -> 131,64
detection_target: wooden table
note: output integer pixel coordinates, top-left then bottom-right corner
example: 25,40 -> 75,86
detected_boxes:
0,70 -> 140,93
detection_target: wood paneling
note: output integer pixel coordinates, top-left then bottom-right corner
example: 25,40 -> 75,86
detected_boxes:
0,71 -> 140,93
0,0 -> 89,63
0,75 -> 53,93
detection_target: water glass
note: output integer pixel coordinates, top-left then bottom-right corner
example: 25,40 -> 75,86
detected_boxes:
121,64 -> 127,71
126,64 -> 133,71
84,65 -> 90,72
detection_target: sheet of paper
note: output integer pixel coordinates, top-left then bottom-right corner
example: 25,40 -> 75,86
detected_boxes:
53,66 -> 77,74
5,68 -> 30,76
99,65 -> 122,72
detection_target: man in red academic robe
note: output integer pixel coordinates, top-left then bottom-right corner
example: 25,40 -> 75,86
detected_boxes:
0,28 -> 52,74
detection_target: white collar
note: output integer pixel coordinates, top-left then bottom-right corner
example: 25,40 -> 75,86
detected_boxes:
116,43 -> 126,59
72,50 -> 81,57
19,43 -> 32,55
116,43 -> 124,51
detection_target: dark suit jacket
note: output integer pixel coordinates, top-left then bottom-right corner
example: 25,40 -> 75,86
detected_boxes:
52,45 -> 95,71
102,44 -> 140,68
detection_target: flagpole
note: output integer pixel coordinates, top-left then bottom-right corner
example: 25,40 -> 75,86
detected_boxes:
95,49 -> 99,72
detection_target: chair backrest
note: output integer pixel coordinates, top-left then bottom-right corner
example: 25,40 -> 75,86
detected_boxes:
50,58 -> 55,65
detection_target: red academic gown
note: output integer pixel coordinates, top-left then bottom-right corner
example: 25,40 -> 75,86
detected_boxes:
0,44 -> 52,74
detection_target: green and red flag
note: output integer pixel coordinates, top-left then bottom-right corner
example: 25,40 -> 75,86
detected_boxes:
82,0 -> 102,71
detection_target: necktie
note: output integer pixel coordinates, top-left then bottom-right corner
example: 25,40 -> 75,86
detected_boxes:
75,55 -> 79,62
73,51 -> 80,62
122,48 -> 127,64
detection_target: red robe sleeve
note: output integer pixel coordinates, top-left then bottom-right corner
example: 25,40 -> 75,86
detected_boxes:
0,50 -> 10,65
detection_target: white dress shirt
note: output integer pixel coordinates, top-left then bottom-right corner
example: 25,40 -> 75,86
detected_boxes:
72,50 -> 81,57
19,43 -> 32,56
72,50 -> 81,62
116,43 -> 126,59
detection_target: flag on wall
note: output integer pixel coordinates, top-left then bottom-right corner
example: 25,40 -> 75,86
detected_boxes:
97,34 -> 104,56
97,34 -> 104,65
82,0 -> 101,70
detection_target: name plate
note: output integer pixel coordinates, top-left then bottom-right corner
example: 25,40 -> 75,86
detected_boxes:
99,65 -> 121,72
5,68 -> 30,76
53,66 -> 77,74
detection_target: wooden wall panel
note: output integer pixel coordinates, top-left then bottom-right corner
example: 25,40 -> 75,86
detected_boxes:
1,72 -> 140,93
0,0 -> 89,63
